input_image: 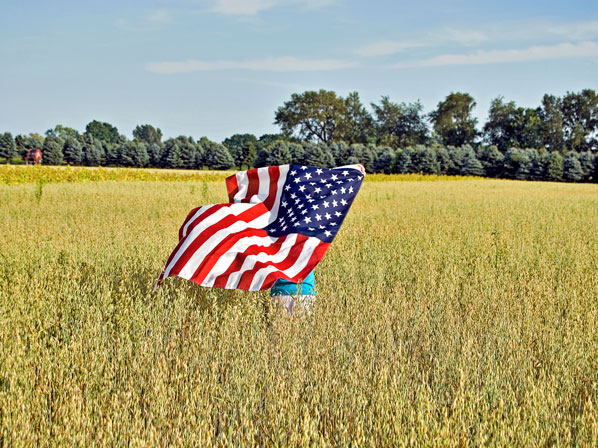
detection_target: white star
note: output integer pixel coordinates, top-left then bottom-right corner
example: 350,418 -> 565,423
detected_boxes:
308,227 -> 315,231
290,193 -> 297,199
325,213 -> 331,220
304,172 -> 312,180
281,201 -> 288,207
304,216 -> 312,224
324,230 -> 332,237
301,209 -> 308,215
309,182 -> 316,186
331,174 -> 338,181
284,185 -> 291,191
307,199 -> 315,203
315,214 -> 322,221
320,179 -> 326,184
342,170 -> 349,176
293,221 -> 300,227
291,216 -> 297,222
323,201 -> 329,208
332,200 -> 338,207
282,225 -> 288,231
325,183 -> 332,188
299,185 -> 306,192
331,190 -> 337,195
335,211 -> 342,217
349,186 -> 354,193
288,210 -> 294,216
330,221 -> 337,226
340,187 -> 346,194
314,187 -> 322,194
301,165 -> 308,170
316,168 -> 323,175
312,204 -> 319,210
337,180 -> 343,184
297,202 -> 303,208
278,217 -> 285,223
290,170 -> 297,176
319,225 -> 325,229
341,199 -> 348,205
294,177 -> 301,183
305,194 -> 311,199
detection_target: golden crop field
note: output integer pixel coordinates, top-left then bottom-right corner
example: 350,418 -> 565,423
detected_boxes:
1,169 -> 597,446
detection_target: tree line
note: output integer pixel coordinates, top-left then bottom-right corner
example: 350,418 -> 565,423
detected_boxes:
0,89 -> 597,182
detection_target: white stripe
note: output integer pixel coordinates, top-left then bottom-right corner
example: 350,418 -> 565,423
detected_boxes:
201,234 -> 289,287
233,171 -> 248,202
269,165 -> 289,219
181,205 -> 213,239
249,168 -> 270,204
248,236 -> 321,290
176,206 -> 272,280
163,202 -> 266,278
225,234 -> 299,289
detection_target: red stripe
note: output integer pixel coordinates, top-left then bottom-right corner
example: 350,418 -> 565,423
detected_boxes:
236,235 -> 312,290
225,174 -> 239,203
188,227 -> 270,286
260,241 -> 329,290
179,207 -> 201,240
168,202 -> 269,278
243,169 -> 260,202
263,166 -> 280,209
211,234 -> 296,289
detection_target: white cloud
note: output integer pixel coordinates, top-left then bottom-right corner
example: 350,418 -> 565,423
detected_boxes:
146,56 -> 358,73
443,28 -> 488,46
211,0 -> 340,16
395,41 -> 598,67
146,9 -> 174,23
548,20 -> 598,41
355,41 -> 424,56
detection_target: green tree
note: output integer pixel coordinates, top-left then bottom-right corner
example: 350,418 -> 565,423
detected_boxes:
85,120 -> 120,145
373,147 -> 393,174
274,90 -> 347,143
538,94 -> 565,153
132,124 -> 163,145
561,89 -> 598,152
547,152 -> 564,181
224,134 -> 258,168
0,132 -> 17,162
411,146 -> 439,174
63,137 -> 83,165
483,97 -> 522,151
82,136 -> 105,166
45,125 -> 79,140
371,97 -> 428,148
302,143 -> 334,168
478,145 -> 503,178
147,143 -> 164,167
338,91 -> 373,144
208,144 -> 234,170
42,136 -> 64,165
429,92 -> 478,146
266,141 -> 293,166
119,141 -> 149,167
563,152 -> 584,182
578,152 -> 595,182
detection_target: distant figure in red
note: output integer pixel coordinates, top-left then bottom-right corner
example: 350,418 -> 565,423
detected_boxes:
25,148 -> 42,165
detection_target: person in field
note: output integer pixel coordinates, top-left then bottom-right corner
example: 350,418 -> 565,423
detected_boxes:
270,271 -> 316,316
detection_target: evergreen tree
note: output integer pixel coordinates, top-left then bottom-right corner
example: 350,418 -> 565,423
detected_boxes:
243,142 -> 257,169
119,141 -> 149,167
265,141 -> 292,166
373,147 -> 393,174
547,152 -> 564,181
133,124 -> 162,145
329,142 -> 349,166
209,144 -> 234,170
42,136 -> 64,165
288,142 -> 305,165
303,143 -> 334,168
434,146 -> 453,175
478,145 -> 504,178
82,136 -> 105,166
63,137 -> 83,165
164,141 -> 183,168
0,132 -> 17,162
461,155 -> 484,176
412,146 -> 439,174
563,152 -> 584,182
578,152 -> 595,181
147,144 -> 164,167
394,149 -> 414,174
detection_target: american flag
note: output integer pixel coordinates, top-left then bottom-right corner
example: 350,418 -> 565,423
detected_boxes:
156,164 -> 365,291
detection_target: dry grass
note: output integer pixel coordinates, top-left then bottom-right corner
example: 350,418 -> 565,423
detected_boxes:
1,177 -> 597,446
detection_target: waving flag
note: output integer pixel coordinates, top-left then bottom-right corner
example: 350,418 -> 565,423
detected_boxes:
156,164 -> 365,291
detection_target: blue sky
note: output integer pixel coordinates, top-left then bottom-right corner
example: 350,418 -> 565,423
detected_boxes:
1,0 -> 597,141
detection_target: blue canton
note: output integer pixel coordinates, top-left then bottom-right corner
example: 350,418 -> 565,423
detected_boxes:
265,165 -> 364,243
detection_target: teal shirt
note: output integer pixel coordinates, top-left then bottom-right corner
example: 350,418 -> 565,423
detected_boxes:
270,271 -> 316,296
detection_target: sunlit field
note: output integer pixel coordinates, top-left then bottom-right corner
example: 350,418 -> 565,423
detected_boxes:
1,171 -> 597,446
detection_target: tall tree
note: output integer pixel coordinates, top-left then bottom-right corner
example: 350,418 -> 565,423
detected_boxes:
538,94 -> 565,153
45,125 -> 79,140
63,137 -> 83,165
274,90 -> 347,143
132,124 -> 163,145
224,134 -> 258,168
429,92 -> 478,146
0,132 -> 17,162
338,92 -> 373,144
371,97 -> 428,148
42,136 -> 64,165
560,89 -> 598,152
85,120 -> 120,145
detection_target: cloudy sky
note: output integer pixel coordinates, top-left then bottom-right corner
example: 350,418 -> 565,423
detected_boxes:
1,0 -> 597,141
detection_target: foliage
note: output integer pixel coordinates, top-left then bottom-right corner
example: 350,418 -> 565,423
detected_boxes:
371,97 -> 428,148
0,132 -> 17,161
42,135 -> 64,165
429,92 -> 478,146
85,120 -> 120,145
133,124 -> 163,145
